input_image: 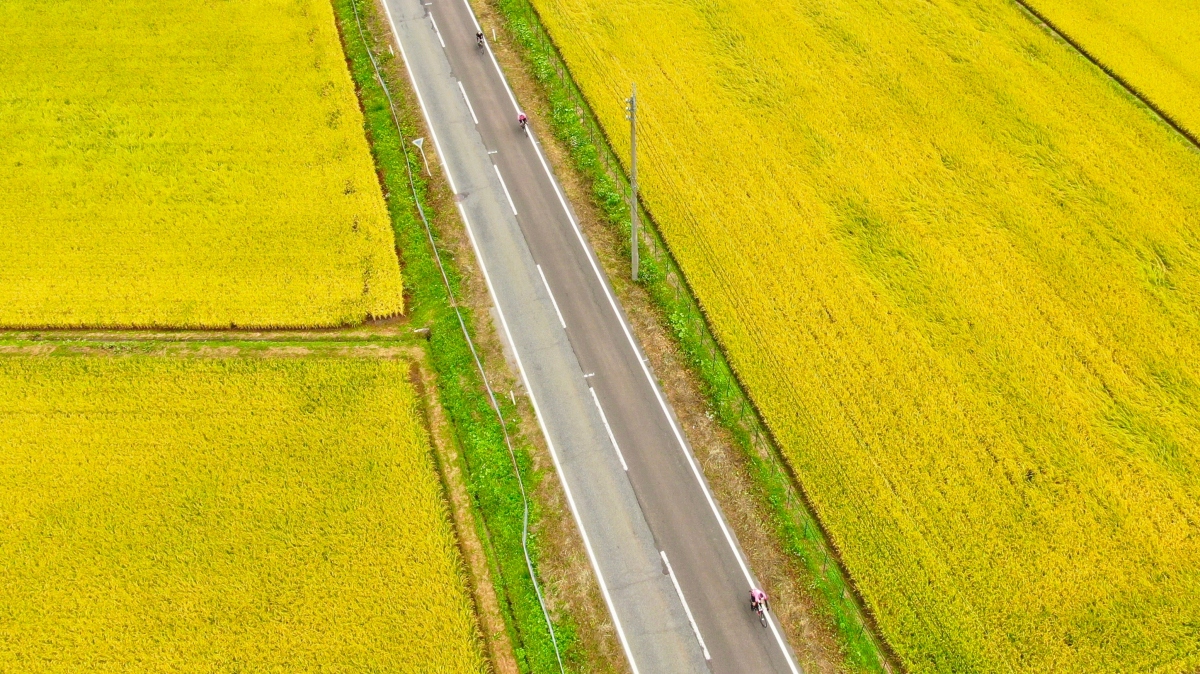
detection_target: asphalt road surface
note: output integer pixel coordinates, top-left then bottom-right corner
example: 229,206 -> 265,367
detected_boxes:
382,0 -> 801,670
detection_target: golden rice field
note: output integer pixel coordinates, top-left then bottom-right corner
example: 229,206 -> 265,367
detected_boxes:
531,0 -> 1200,669
1023,0 -> 1200,140
0,355 -> 485,672
0,0 -> 402,328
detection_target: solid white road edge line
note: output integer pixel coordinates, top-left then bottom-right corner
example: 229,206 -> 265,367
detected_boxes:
457,80 -> 479,125
428,12 -> 446,48
531,120 -> 801,674
661,550 -> 711,661
589,386 -> 628,471
382,3 -> 641,671
537,264 -> 567,329
457,0 -> 524,114
455,2 -> 801,666
494,163 -> 519,215
387,11 -> 458,194
451,0 -> 796,662
457,202 -> 641,674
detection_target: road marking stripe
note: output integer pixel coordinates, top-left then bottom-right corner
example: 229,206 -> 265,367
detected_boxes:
386,12 -> 457,194
589,386 -> 628,471
487,26 -> 804,674
458,204 -> 642,674
661,550 -> 711,661
428,12 -> 446,48
529,109 -> 802,674
457,0 -> 524,115
453,0 -> 802,668
537,264 -> 567,329
457,80 -> 479,125
493,164 -> 518,215
382,4 -> 641,671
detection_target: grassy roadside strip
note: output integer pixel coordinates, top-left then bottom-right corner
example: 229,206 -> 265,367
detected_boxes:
331,1 -> 580,671
487,1 -> 894,670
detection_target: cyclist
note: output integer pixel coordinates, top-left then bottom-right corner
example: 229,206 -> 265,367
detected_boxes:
476,31 -> 484,46
750,588 -> 769,614
518,112 -> 528,130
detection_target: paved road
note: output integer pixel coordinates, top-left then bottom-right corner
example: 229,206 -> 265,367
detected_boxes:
382,0 -> 801,671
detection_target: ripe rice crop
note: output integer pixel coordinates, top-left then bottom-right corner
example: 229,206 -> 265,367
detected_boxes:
527,0 -> 1200,670
0,355 -> 485,672
1021,0 -> 1200,141
0,0 -> 403,327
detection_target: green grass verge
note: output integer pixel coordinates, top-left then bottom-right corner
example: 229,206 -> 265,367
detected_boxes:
332,1 -> 579,671
490,0 -> 891,670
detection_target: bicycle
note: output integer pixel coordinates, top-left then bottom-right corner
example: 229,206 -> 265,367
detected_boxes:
750,589 -> 769,628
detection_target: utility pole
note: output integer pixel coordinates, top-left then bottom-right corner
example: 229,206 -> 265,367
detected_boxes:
626,83 -> 638,282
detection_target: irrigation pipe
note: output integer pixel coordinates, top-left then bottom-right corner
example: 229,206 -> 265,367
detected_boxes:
349,1 -> 566,671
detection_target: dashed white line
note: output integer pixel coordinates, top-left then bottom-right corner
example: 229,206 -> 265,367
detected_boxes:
661,550 -> 711,661
428,12 -> 446,48
537,264 -> 567,329
454,200 -> 641,674
454,0 -> 800,668
493,163 -> 518,215
589,386 -> 628,471
382,5 -> 641,671
457,80 -> 479,125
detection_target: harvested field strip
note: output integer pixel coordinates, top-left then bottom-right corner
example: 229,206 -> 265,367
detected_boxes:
0,0 -> 402,328
525,0 -> 1200,670
0,354 -> 486,672
1021,0 -> 1200,142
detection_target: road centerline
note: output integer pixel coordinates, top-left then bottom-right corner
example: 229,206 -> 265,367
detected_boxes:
536,264 -> 567,329
493,163 -> 518,215
662,550 -> 711,661
457,80 -> 479,124
589,386 -> 628,471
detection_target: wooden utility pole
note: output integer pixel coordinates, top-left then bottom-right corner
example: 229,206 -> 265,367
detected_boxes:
627,83 -> 638,281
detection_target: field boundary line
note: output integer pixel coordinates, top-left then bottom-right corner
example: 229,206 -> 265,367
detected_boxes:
1010,0 -> 1199,152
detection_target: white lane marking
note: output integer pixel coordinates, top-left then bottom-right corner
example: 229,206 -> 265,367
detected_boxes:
530,108 -> 801,674
661,550 -> 711,661
382,5 -> 641,670
457,80 -> 479,125
428,12 -> 446,48
589,386 -> 628,471
537,264 -> 567,329
448,0 -> 802,667
493,163 -> 518,215
458,0 -> 523,114
457,204 -> 642,674
386,9 -> 457,194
